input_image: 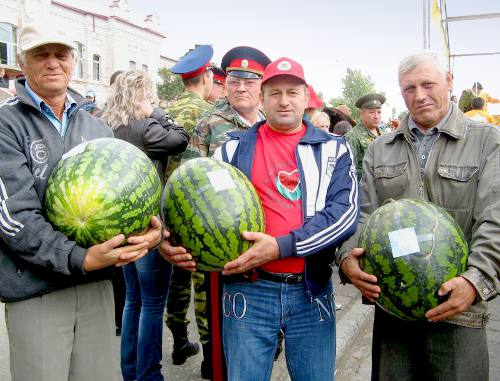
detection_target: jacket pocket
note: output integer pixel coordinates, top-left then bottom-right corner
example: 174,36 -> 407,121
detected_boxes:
374,162 -> 409,202
437,164 -> 478,182
436,164 -> 479,232
436,164 -> 478,210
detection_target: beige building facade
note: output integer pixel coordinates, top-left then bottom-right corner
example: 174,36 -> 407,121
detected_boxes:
0,0 -> 176,105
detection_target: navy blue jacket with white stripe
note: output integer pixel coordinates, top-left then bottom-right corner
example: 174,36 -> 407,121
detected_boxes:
214,120 -> 359,296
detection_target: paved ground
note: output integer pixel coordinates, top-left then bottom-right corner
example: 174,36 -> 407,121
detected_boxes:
1,275 -> 498,381
0,269 -> 366,381
336,298 -> 500,381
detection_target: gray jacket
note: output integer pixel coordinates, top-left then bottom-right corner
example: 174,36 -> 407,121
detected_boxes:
0,79 -> 113,302
337,103 -> 499,328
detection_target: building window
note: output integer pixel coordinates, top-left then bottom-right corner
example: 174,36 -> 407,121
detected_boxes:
93,54 -> 101,81
129,60 -> 136,70
0,23 -> 18,67
73,42 -> 84,79
142,64 -> 148,73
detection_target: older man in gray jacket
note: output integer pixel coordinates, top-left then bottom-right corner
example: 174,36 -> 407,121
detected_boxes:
337,51 -> 499,381
0,23 -> 162,380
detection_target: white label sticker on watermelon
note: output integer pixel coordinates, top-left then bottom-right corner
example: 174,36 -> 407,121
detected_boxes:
61,141 -> 91,160
388,227 -> 420,258
207,169 -> 237,192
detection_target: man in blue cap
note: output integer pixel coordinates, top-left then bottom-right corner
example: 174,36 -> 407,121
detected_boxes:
161,46 -> 271,380
163,44 -> 214,379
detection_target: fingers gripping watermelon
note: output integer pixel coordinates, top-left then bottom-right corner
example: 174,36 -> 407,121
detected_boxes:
45,138 -> 162,247
162,158 -> 265,271
360,199 -> 468,320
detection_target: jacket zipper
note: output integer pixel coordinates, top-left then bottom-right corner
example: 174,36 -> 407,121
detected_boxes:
404,134 -> 425,198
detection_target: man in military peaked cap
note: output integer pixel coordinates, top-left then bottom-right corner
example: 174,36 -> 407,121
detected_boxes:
345,93 -> 386,180
183,45 -> 271,159
164,44 -> 215,379
161,45 -> 271,381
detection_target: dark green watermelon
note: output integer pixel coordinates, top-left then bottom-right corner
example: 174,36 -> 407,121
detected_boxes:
45,138 -> 162,247
360,198 -> 468,320
162,157 -> 265,272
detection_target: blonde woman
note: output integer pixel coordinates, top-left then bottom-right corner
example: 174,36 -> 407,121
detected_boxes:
310,110 -> 331,132
104,70 -> 188,381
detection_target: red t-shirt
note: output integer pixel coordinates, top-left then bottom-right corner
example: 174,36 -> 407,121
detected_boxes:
251,123 -> 306,273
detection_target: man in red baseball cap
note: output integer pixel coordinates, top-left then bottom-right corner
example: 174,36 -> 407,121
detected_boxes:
161,45 -> 271,381
210,57 -> 359,380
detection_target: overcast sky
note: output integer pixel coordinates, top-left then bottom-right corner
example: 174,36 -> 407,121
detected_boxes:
90,0 -> 500,117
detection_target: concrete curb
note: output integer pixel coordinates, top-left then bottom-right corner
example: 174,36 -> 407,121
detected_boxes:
335,300 -> 374,363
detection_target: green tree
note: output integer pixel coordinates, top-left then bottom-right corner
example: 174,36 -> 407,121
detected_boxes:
328,68 -> 380,121
157,68 -> 184,102
391,107 -> 397,119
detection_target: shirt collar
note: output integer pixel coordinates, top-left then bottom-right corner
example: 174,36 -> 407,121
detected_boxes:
24,81 -> 78,117
408,103 -> 453,138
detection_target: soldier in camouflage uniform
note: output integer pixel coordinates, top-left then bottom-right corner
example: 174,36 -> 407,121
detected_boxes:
180,46 -> 272,380
345,93 -> 386,180
163,45 -> 214,379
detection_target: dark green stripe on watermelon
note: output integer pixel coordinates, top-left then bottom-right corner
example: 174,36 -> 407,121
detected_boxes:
360,199 -> 468,320
162,157 -> 265,272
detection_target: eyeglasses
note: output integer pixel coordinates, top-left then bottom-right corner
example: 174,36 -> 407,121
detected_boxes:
226,78 -> 260,89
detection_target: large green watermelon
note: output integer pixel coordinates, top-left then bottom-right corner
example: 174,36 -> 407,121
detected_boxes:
45,138 -> 162,247
360,199 -> 468,320
162,157 -> 265,272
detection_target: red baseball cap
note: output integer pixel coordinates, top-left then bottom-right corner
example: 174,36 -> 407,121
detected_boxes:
261,57 -> 306,85
307,84 -> 323,109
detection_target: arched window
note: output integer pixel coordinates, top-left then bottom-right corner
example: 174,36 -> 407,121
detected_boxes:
92,54 -> 101,81
0,23 -> 18,67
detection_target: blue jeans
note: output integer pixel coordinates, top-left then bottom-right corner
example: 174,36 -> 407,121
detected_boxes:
222,278 -> 336,381
121,249 -> 172,381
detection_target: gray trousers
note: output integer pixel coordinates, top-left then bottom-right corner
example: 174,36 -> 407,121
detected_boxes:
371,306 -> 489,381
5,280 -> 118,381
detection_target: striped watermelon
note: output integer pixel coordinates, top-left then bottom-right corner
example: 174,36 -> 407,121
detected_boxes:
360,199 -> 468,320
45,138 -> 162,247
162,158 -> 265,271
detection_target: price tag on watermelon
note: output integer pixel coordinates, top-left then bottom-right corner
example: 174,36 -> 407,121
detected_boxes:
207,169 -> 237,192
388,227 -> 420,258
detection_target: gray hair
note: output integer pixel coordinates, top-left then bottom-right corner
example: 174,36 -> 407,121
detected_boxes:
398,51 -> 448,83
332,120 -> 353,136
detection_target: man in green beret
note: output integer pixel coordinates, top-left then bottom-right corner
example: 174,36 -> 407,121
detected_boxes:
345,93 -> 385,180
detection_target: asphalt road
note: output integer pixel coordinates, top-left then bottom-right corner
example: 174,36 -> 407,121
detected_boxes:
1,285 -> 498,381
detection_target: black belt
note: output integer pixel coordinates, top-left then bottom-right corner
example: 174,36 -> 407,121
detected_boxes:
223,269 -> 304,285
256,269 -> 304,284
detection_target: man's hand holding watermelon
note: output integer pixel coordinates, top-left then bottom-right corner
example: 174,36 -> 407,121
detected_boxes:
425,277 -> 477,322
222,232 -> 279,275
159,231 -> 197,272
158,230 -> 280,274
341,248 -> 381,303
341,247 -> 478,322
84,216 -> 163,272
